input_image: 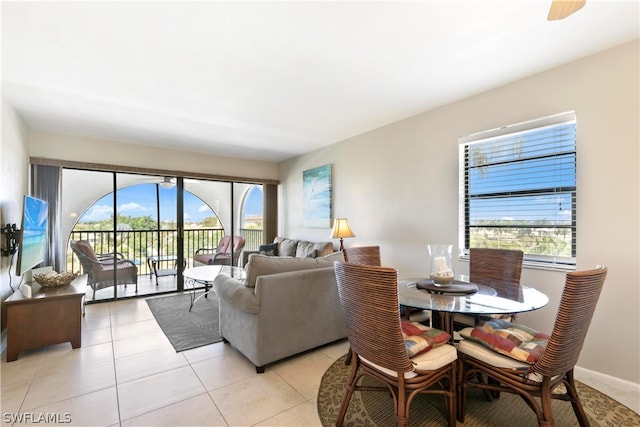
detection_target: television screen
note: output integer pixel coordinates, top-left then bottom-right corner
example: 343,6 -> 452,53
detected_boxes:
16,195 -> 48,276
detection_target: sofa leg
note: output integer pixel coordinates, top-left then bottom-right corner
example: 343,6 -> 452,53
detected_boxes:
256,366 -> 265,374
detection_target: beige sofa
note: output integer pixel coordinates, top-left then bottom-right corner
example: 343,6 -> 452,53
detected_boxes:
241,236 -> 335,266
212,252 -> 347,373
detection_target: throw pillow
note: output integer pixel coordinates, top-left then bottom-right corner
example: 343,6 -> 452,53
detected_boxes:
459,319 -> 550,364
258,243 -> 278,256
295,241 -> 318,258
275,237 -> 298,257
401,321 -> 451,357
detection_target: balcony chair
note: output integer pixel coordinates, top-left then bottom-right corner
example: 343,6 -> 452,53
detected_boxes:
333,262 -> 457,427
70,239 -> 138,300
457,265 -> 607,426
193,235 -> 245,267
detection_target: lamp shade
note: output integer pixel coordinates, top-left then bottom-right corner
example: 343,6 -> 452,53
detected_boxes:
331,218 -> 355,239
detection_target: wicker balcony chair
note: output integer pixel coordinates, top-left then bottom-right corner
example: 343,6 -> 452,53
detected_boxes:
457,265 -> 607,426
70,240 -> 138,300
333,262 -> 457,427
193,235 -> 245,267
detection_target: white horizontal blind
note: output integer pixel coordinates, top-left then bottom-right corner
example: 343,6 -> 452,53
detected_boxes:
459,111 -> 576,267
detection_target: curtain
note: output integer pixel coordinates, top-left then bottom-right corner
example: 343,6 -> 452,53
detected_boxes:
32,164 -> 63,271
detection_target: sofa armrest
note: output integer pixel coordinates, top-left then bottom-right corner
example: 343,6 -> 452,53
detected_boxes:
213,275 -> 259,314
241,250 -> 259,267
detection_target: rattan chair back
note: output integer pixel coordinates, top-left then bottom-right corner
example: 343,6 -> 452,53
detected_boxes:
469,248 -> 523,284
457,265 -> 608,426
532,265 -> 608,377
343,246 -> 381,266
334,262 -> 413,373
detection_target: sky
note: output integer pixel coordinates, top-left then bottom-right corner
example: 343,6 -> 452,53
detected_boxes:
81,184 -> 263,223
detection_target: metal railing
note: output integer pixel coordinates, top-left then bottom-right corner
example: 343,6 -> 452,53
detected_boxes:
67,227 -> 263,275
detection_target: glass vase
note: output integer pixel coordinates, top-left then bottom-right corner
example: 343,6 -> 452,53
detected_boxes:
428,244 -> 454,287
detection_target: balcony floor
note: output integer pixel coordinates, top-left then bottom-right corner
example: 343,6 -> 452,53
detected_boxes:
85,273 -> 201,303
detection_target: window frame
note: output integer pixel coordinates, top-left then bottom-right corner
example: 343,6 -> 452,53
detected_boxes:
458,111 -> 577,270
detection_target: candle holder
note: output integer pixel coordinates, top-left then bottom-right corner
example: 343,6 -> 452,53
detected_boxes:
428,244 -> 454,287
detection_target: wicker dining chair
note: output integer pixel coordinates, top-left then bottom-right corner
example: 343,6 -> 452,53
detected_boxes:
343,245 -> 381,265
454,248 -> 524,328
457,265 -> 608,427
333,262 -> 457,427
341,246 -> 382,365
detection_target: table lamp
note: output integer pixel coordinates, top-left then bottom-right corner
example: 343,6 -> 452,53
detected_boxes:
331,218 -> 355,251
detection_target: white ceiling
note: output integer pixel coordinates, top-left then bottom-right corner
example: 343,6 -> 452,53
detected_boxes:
2,1 -> 638,162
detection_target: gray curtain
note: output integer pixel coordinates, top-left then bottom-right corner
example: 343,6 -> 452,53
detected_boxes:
32,165 -> 62,271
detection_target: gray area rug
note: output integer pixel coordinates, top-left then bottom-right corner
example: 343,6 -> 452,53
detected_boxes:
146,292 -> 222,352
318,354 -> 640,426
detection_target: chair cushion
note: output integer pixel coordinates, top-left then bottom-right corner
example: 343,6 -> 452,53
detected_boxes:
459,319 -> 550,364
74,240 -> 99,261
361,344 -> 457,378
258,243 -> 278,256
401,321 -> 450,357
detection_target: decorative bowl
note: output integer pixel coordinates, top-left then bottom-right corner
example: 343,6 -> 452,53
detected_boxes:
430,274 -> 454,287
33,271 -> 77,287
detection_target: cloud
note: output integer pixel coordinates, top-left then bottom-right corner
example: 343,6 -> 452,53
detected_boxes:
198,204 -> 211,213
119,202 -> 147,213
81,204 -> 113,222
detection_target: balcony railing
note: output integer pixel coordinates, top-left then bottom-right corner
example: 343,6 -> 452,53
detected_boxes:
67,228 -> 263,275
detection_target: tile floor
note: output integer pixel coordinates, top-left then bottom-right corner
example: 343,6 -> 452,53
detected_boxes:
1,296 -> 350,426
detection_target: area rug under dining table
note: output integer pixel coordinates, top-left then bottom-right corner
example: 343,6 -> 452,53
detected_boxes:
146,291 -> 222,352
317,354 -> 640,426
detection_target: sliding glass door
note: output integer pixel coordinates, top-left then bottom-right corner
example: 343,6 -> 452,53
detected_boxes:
62,167 -> 269,303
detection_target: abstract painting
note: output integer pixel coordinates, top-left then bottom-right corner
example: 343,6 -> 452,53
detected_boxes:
303,164 -> 332,228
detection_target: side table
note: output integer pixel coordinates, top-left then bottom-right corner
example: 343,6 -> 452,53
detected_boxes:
4,274 -> 87,362
148,255 -> 180,286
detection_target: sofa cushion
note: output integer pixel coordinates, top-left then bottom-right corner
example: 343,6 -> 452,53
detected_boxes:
314,241 -> 335,257
274,236 -> 298,257
459,319 -> 550,364
258,243 -> 279,256
401,321 -> 451,357
244,252 -> 345,288
296,241 -> 318,258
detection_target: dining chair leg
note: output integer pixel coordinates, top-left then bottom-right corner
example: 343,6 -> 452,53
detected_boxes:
335,357 -> 359,427
344,347 -> 353,365
565,370 -> 590,427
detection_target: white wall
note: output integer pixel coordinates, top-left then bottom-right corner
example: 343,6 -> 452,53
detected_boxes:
29,131 -> 278,182
0,97 -> 31,352
279,41 -> 640,410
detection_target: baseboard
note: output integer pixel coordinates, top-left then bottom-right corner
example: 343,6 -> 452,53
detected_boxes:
575,366 -> 640,414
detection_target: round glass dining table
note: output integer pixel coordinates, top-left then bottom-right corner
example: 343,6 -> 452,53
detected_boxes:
398,277 -> 549,338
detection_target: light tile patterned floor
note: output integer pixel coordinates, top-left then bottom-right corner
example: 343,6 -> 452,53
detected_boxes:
1,296 -> 349,426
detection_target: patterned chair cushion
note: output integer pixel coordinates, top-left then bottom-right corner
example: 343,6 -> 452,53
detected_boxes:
401,321 -> 451,357
459,319 -> 550,364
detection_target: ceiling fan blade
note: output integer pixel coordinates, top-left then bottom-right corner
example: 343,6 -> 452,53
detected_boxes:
548,0 -> 586,21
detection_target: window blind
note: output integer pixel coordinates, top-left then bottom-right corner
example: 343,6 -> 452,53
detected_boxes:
459,111 -> 577,268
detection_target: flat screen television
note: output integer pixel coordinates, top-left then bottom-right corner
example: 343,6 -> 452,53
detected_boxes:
15,195 -> 49,277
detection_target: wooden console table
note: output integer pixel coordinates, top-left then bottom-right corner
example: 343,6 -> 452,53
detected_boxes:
4,274 -> 87,362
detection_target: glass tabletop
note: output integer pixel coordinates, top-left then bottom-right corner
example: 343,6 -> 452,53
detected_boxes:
398,277 -> 549,315
183,265 -> 245,283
